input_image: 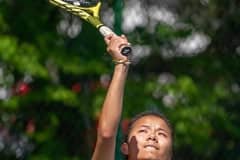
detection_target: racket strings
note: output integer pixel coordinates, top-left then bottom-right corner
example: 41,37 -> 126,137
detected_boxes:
50,0 -> 103,28
50,0 -> 98,17
50,0 -> 93,18
63,0 -> 99,7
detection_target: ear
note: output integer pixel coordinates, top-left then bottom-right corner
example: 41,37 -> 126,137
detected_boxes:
121,142 -> 129,155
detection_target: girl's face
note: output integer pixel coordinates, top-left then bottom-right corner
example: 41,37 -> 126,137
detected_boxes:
123,115 -> 172,160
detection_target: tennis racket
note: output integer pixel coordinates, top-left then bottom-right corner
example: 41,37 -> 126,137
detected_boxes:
49,0 -> 132,56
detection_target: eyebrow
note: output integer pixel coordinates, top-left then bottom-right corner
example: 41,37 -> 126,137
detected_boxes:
139,125 -> 169,134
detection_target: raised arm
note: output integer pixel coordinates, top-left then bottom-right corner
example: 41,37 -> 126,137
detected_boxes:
92,35 -> 131,160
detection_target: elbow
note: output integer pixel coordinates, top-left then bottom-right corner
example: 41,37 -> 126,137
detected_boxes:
98,126 -> 116,139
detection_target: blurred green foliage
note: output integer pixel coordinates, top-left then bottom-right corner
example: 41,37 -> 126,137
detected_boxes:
0,0 -> 240,159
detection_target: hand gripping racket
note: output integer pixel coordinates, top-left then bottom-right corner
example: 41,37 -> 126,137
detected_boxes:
49,0 -> 132,56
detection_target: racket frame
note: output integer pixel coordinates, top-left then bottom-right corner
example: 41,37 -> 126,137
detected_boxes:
49,0 -> 132,55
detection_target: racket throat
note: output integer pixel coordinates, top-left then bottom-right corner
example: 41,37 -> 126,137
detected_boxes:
86,15 -> 103,28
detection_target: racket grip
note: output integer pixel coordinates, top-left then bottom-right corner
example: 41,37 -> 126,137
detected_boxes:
99,26 -> 114,36
99,26 -> 132,56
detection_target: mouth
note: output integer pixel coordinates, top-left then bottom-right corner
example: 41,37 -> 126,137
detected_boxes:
144,145 -> 159,150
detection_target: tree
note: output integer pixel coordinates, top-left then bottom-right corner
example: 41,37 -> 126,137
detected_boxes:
0,0 -> 239,159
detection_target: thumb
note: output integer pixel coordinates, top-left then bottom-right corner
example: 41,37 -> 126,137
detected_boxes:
104,34 -> 114,45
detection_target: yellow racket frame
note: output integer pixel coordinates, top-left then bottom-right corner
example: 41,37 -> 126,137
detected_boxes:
49,0 -> 132,56
49,0 -> 104,28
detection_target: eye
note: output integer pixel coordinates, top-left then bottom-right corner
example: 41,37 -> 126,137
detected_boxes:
157,132 -> 167,137
138,129 -> 147,133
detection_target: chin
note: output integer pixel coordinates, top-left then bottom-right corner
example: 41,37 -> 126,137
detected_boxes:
139,157 -> 159,160
138,152 -> 159,160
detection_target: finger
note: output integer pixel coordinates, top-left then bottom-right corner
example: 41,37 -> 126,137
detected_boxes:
121,34 -> 126,38
119,43 -> 131,50
120,34 -> 128,41
111,36 -> 128,45
104,34 -> 114,44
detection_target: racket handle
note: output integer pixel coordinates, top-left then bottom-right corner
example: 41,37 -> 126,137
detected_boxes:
99,26 -> 114,36
99,26 -> 132,56
120,46 -> 132,56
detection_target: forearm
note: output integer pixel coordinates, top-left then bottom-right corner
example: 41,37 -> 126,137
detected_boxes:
98,64 -> 129,138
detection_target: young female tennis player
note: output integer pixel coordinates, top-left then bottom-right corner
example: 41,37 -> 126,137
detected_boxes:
92,34 -> 173,160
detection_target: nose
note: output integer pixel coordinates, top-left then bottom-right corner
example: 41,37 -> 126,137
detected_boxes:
147,133 -> 158,142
